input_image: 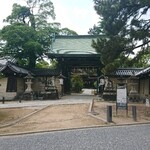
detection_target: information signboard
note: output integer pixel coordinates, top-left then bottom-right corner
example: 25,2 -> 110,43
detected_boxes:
116,84 -> 128,110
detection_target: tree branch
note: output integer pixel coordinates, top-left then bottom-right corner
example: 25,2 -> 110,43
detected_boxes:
129,40 -> 150,51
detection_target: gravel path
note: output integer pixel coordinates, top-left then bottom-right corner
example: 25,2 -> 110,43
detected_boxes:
0,93 -> 95,109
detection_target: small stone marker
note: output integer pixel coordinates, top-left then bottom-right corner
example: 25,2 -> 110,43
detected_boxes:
132,106 -> 137,121
2,97 -> 5,104
107,105 -> 112,122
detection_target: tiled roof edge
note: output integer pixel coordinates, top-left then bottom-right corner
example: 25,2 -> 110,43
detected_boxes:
55,35 -> 105,39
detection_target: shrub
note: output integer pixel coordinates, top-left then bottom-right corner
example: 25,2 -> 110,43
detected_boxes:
71,75 -> 83,93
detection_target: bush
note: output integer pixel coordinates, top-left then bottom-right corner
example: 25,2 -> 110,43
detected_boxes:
71,75 -> 83,93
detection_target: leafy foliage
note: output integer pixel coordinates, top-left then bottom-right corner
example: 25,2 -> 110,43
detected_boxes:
4,0 -> 55,29
36,60 -> 50,68
0,0 -> 77,68
71,75 -> 84,93
89,0 -> 150,73
49,59 -> 58,69
59,28 -> 78,36
0,23 -> 43,68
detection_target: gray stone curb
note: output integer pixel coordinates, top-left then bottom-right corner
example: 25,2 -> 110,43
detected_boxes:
88,98 -> 107,122
0,121 -> 150,137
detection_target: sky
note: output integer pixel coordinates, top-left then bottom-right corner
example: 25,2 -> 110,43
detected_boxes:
0,0 -> 99,35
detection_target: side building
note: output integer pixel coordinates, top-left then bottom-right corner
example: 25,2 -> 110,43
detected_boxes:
0,61 -> 62,100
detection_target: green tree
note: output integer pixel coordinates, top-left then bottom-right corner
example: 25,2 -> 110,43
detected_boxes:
36,59 -> 59,69
71,75 -> 84,93
59,28 -> 78,35
49,59 -> 58,69
89,0 -> 150,73
0,23 -> 43,68
4,0 -> 55,29
36,60 -> 50,68
0,0 -> 77,68
130,47 -> 150,67
1,0 -> 55,68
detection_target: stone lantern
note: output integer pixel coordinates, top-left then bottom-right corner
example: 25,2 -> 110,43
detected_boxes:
25,74 -> 33,93
23,73 -> 34,100
129,76 -> 138,94
129,75 -> 139,101
51,76 -> 55,87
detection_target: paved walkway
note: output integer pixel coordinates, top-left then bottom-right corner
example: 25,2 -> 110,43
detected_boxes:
0,89 -> 97,108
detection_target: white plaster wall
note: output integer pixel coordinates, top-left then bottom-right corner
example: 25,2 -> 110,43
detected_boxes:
0,77 -> 17,100
144,79 -> 149,96
17,78 -> 25,93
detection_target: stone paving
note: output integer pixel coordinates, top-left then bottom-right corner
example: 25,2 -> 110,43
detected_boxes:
0,89 -> 95,109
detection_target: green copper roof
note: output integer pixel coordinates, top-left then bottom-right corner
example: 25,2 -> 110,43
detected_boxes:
50,35 -> 99,54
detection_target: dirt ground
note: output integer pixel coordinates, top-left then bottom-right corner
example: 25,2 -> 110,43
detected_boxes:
0,103 -> 104,135
0,107 -> 39,126
93,101 -> 150,125
0,101 -> 149,135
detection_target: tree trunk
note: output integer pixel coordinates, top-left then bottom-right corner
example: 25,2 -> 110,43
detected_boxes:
29,56 -> 36,68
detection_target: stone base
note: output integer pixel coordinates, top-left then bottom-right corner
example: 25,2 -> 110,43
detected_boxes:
129,93 -> 140,102
22,92 -> 33,100
103,94 -> 116,101
40,89 -> 59,100
43,92 -> 59,100
103,90 -> 116,101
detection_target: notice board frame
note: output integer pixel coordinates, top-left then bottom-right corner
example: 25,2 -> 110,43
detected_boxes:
116,83 -> 128,116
